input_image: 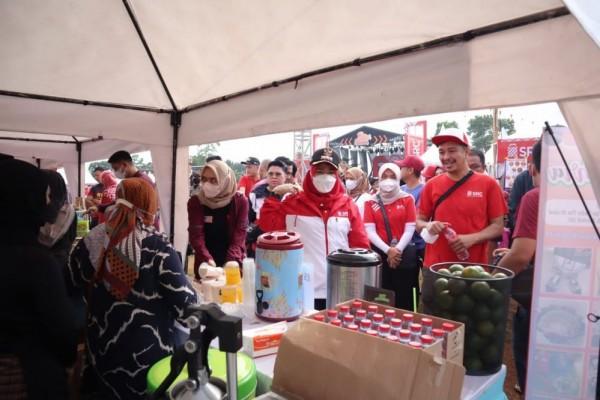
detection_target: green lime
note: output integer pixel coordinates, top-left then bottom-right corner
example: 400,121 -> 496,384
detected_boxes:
448,278 -> 467,296
476,321 -> 495,337
437,268 -> 452,277
465,357 -> 483,372
452,271 -> 464,277
465,333 -> 486,352
491,307 -> 506,324
449,264 -> 464,273
436,290 -> 454,310
462,266 -> 481,279
453,294 -> 475,314
434,278 -> 449,294
480,344 -> 500,365
478,271 -> 493,280
471,304 -> 491,321
472,265 -> 485,272
493,272 -> 507,279
469,281 -> 491,300
486,288 -> 504,307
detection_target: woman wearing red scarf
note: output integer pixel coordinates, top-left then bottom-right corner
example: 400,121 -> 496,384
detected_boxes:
259,148 -> 370,310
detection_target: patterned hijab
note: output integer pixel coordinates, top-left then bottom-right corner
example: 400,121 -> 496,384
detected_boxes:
96,178 -> 158,300
345,167 -> 369,198
196,160 -> 237,209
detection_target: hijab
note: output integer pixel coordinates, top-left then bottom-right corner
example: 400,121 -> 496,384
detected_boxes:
196,160 -> 237,209
38,170 -> 75,247
0,159 -> 52,244
95,178 -> 158,300
303,165 -> 346,209
345,167 -> 369,198
377,162 -> 409,205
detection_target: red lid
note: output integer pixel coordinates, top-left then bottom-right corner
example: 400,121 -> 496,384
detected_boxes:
360,319 -> 372,328
399,329 -> 410,338
379,324 -> 391,333
257,231 -> 303,250
387,335 -> 399,342
385,309 -> 396,317
356,309 -> 367,317
421,335 -> 434,344
343,314 -> 354,322
313,314 -> 325,322
331,319 -> 342,327
442,322 -> 456,332
410,323 -> 422,332
368,305 -> 378,312
347,324 -> 359,331
366,329 -> 378,336
390,318 -> 402,327
409,341 -> 423,349
327,310 -> 338,318
402,313 -> 414,321
432,328 -> 444,338
351,301 -> 362,309
339,305 -> 350,313
421,318 -> 433,326
373,313 -> 384,322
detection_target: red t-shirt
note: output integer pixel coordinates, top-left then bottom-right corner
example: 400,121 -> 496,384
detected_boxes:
419,173 -> 507,267
364,196 -> 416,245
512,188 -> 539,240
238,175 -> 259,197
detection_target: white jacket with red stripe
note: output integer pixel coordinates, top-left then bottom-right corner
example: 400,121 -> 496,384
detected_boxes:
258,192 -> 370,299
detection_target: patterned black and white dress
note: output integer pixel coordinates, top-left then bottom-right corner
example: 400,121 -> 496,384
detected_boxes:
68,224 -> 197,399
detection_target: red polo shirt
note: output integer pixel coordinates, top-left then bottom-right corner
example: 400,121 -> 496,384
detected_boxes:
364,196 -> 416,245
419,173 -> 507,267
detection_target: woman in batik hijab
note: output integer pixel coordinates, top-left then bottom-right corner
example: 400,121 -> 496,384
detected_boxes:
69,178 -> 197,400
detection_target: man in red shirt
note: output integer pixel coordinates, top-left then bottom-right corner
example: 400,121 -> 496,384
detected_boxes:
416,129 -> 506,267
237,157 -> 260,197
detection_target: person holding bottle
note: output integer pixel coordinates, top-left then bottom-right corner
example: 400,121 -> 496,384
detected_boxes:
363,163 -> 417,309
416,129 -> 506,267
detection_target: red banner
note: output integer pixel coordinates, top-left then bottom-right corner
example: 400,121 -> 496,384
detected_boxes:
404,121 -> 427,156
496,138 -> 538,162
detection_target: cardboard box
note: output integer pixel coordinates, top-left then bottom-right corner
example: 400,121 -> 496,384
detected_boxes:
243,322 -> 287,358
271,299 -> 465,400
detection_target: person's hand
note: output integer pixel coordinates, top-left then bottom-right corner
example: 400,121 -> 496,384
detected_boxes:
87,206 -> 98,213
426,221 -> 448,235
448,234 -> 478,254
207,259 -> 216,267
273,183 -> 303,196
493,248 -> 510,258
387,247 -> 402,269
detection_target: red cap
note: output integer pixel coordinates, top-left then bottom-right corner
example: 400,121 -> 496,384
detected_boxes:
347,324 -> 359,331
385,309 -> 396,317
368,305 -> 378,312
397,155 -> 425,172
356,309 -> 367,317
442,322 -> 456,332
379,324 -> 391,333
339,305 -> 350,313
327,310 -> 338,318
360,319 -> 372,328
410,323 -> 422,332
351,301 -> 362,309
409,341 -> 423,349
313,314 -> 325,322
432,128 -> 469,147
422,164 -> 443,179
390,318 -> 402,327
373,313 -> 384,322
366,329 -> 378,336
402,313 -> 414,321
387,335 -> 399,342
421,335 -> 434,345
399,329 -> 410,338
331,319 -> 342,327
432,328 -> 444,338
343,314 -> 354,323
421,318 -> 433,327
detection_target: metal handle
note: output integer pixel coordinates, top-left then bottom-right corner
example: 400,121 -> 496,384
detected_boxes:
225,352 -> 237,400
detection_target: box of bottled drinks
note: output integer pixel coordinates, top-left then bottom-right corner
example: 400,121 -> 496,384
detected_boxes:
272,299 -> 465,400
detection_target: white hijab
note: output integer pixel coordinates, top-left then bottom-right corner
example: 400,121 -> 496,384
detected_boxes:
377,163 -> 409,205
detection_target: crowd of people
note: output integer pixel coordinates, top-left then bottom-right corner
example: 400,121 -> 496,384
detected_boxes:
0,128 -> 541,398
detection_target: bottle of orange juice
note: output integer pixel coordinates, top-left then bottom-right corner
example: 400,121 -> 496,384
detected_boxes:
223,261 -> 242,303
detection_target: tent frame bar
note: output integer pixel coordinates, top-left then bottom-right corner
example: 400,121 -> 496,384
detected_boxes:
183,6 -> 569,113
0,135 -> 103,144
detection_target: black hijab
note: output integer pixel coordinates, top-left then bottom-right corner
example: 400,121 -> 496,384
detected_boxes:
0,159 -> 52,244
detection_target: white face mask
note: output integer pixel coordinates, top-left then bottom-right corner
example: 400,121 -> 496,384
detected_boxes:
202,182 -> 221,198
313,174 -> 337,194
379,179 -> 398,193
345,179 -> 358,191
114,168 -> 126,180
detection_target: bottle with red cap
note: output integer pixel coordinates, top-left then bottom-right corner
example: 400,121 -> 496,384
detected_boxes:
372,313 -> 384,330
401,313 -> 414,330
313,314 -> 325,322
421,318 -> 433,335
347,323 -> 359,332
366,305 -> 379,320
387,335 -> 399,343
350,300 -> 363,315
330,319 -> 342,327
441,322 -> 456,358
409,323 -> 422,342
378,324 -> 391,338
359,319 -> 372,333
338,305 -> 350,320
432,328 -> 444,344
366,329 -> 379,337
384,309 -> 396,324
420,335 -> 434,348
354,309 -> 367,325
443,227 -> 469,261
409,341 -> 423,350
342,314 -> 355,328
398,329 -> 411,344
390,318 -> 402,337
326,309 -> 338,323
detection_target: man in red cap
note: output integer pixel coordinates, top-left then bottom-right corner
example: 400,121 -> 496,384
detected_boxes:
416,129 -> 506,267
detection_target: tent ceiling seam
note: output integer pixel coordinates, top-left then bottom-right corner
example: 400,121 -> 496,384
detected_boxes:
182,6 -> 570,114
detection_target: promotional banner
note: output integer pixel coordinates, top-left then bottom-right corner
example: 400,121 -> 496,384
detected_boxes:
404,121 -> 427,156
526,127 -> 600,399
496,138 -> 538,162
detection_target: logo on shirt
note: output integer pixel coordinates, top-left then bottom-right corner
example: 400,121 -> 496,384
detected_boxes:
467,190 -> 483,198
336,211 -> 349,217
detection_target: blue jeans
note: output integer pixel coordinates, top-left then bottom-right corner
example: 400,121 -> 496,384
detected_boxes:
513,305 -> 530,390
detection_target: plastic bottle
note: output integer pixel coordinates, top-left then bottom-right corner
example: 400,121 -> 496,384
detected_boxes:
347,323 -> 359,332
366,329 -> 379,337
443,227 -> 469,261
326,309 -> 338,323
421,318 -> 433,335
355,309 -> 367,324
401,313 -> 414,330
313,314 -> 325,322
242,258 -> 256,314
441,323 -> 456,358
384,309 -> 396,324
390,318 -> 402,337
432,328 -> 444,344
420,335 -> 434,348
338,305 -> 350,320
372,313 -> 384,330
330,319 -> 342,327
410,323 -> 422,342
409,341 -> 423,350
366,305 -> 379,320
302,263 -> 314,312
343,314 -> 355,328
378,324 -> 391,338
359,319 -> 372,332
223,261 -> 242,303
351,300 -> 363,315
399,329 -> 411,344
387,335 -> 399,343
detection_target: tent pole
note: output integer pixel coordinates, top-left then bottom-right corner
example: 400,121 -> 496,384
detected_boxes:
76,142 -> 82,197
169,112 -> 182,242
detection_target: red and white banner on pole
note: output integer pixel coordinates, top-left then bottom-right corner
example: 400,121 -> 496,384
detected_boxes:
496,138 -> 538,162
404,121 -> 427,156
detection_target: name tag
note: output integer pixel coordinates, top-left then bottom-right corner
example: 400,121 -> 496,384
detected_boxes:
204,216 -> 213,223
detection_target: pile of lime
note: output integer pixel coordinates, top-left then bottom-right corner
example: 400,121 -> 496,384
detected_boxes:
432,264 -> 509,374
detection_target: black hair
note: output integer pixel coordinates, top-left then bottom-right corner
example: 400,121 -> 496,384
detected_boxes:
532,139 -> 542,172
414,170 -> 422,179
108,150 -> 133,164
469,148 -> 485,166
267,160 -> 287,171
206,155 -> 222,162
274,156 -> 297,177
92,166 -> 106,173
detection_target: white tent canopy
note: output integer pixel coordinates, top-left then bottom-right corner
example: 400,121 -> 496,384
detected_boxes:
1,0 -> 600,253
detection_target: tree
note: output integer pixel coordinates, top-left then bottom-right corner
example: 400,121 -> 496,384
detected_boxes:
88,161 -> 111,174
435,120 -> 459,135
467,114 -> 515,151
226,160 -> 244,180
190,143 -> 220,166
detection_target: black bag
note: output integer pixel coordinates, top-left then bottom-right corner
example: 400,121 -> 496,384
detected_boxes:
376,194 -> 418,270
510,266 -> 534,311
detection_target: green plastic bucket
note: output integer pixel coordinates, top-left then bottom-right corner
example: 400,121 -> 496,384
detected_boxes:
146,348 -> 257,400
